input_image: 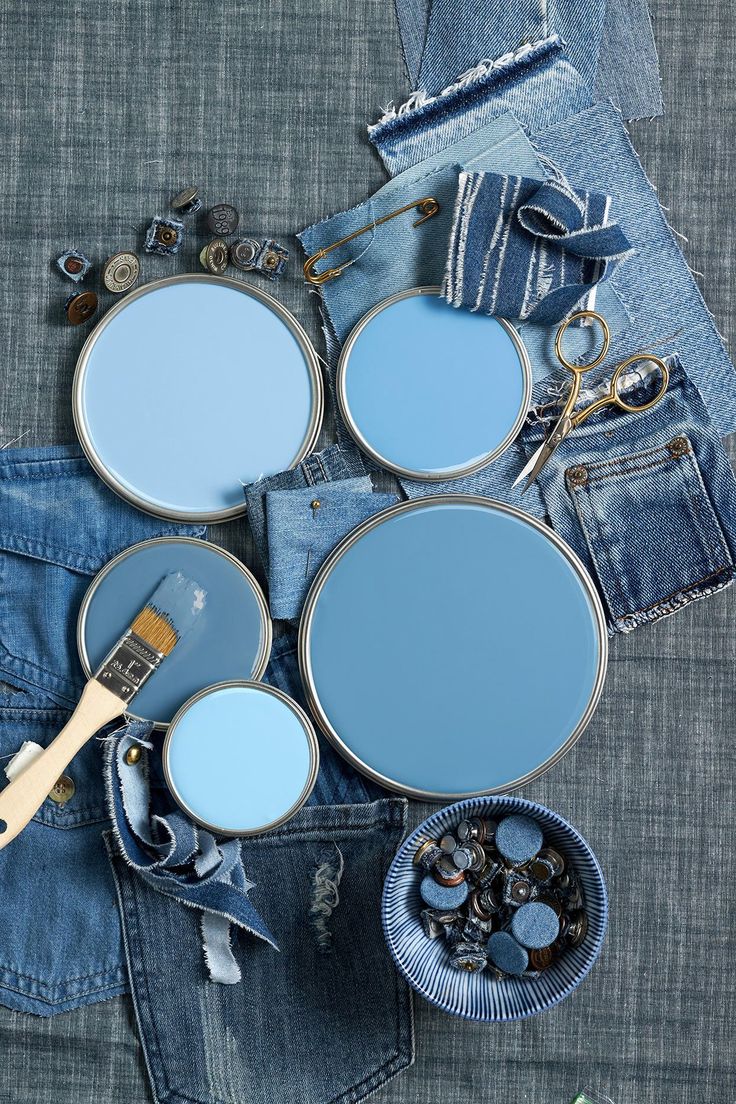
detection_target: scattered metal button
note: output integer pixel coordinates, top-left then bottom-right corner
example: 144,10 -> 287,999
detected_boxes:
529,945 -> 555,970
125,745 -> 143,766
450,941 -> 488,973
254,238 -> 289,281
102,251 -> 140,294
170,186 -> 202,215
452,846 -> 473,871
566,909 -> 589,948
413,838 -> 442,871
206,203 -> 240,237
199,238 -> 229,275
439,834 -> 457,854
48,774 -> 75,804
56,249 -> 92,282
65,290 -> 98,325
144,216 -> 184,256
504,872 -> 536,906
230,237 -> 260,270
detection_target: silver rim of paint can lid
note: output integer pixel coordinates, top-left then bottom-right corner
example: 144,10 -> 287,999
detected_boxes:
76,536 -> 272,730
72,273 -> 324,523
162,680 -> 320,836
298,494 -> 608,801
336,287 -> 532,482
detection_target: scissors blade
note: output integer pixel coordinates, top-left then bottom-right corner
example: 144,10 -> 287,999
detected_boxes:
512,441 -> 547,489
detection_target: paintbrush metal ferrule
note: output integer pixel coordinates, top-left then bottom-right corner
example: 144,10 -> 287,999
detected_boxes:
95,630 -> 165,704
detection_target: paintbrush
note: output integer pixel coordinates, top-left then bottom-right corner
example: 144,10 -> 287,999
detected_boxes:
0,571 -> 206,849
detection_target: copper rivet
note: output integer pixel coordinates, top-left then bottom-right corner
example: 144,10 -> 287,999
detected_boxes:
125,746 -> 142,766
311,499 -> 320,510
567,465 -> 588,487
668,436 -> 689,457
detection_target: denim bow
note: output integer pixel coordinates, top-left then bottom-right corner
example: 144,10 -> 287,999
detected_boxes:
443,167 -> 633,324
103,723 -> 277,985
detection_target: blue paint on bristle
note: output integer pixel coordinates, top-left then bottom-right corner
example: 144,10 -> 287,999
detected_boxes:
147,571 -> 207,640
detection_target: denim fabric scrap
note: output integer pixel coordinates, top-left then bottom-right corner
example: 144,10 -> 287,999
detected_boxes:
103,724 -> 277,986
521,357 -> 736,632
266,483 -> 399,620
444,168 -> 633,323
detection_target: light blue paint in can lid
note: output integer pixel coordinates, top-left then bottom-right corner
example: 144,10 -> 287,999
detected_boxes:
336,288 -> 531,481
163,681 -> 320,836
72,274 -> 323,522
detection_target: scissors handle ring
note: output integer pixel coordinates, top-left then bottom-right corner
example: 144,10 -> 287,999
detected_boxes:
554,311 -> 611,373
610,353 -> 670,413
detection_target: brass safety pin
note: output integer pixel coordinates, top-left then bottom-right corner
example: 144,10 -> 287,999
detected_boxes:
303,197 -> 440,285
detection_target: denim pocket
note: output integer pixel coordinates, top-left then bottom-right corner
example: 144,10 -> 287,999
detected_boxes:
525,359 -> 736,633
566,434 -> 734,629
108,800 -> 414,1104
0,446 -> 203,708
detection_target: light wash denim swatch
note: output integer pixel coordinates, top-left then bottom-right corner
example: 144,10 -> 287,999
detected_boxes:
266,483 -> 399,620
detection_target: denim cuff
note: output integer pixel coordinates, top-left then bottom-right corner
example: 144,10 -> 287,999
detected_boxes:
244,444 -> 369,575
521,358 -> 736,633
266,484 -> 399,620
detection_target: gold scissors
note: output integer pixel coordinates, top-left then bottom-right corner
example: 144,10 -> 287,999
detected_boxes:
513,310 -> 670,493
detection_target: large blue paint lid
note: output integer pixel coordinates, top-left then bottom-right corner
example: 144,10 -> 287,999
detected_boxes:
299,496 -> 607,799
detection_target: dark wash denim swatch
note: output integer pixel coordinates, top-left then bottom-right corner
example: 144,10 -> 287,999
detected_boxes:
520,359 -> 736,633
368,37 -> 736,438
0,445 -> 203,1015
393,0 -> 662,119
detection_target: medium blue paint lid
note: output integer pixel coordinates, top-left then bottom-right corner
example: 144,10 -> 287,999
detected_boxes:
73,276 -> 322,521
78,537 -> 271,726
300,497 -> 606,798
164,682 -> 319,835
337,289 -> 530,479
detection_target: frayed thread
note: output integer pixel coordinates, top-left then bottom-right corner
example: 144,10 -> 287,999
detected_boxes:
310,844 -> 344,953
371,38 -> 556,128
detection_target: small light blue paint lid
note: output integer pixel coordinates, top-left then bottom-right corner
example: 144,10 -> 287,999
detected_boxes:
78,537 -> 272,726
337,288 -> 530,480
163,682 -> 319,835
300,496 -> 607,799
73,275 -> 323,522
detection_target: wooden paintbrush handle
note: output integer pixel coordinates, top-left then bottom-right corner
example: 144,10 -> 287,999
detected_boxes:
0,679 -> 124,849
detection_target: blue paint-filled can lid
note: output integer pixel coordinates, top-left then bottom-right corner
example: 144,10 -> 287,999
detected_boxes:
163,681 -> 319,836
299,495 -> 607,799
78,536 -> 272,727
72,274 -> 323,522
336,288 -> 531,481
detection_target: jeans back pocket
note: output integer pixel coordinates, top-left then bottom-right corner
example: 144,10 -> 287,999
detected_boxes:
566,434 -> 735,631
108,800 -> 414,1104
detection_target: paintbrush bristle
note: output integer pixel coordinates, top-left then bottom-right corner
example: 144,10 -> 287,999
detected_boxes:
130,571 -> 207,657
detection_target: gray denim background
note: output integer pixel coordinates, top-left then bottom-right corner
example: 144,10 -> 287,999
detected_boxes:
0,1 -> 734,1102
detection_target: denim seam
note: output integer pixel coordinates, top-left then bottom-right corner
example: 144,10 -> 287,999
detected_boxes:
573,439 -> 683,476
257,816 -> 405,840
627,565 -> 734,618
0,642 -> 81,705
0,976 -> 127,1007
577,453 -> 686,483
0,963 -> 125,986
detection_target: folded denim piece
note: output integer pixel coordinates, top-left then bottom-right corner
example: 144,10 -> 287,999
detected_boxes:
244,443 -> 369,576
0,445 -> 203,1016
444,169 -> 633,323
266,484 -> 399,620
104,726 -> 277,986
392,0 -> 662,119
520,358 -> 736,632
368,36 -> 736,437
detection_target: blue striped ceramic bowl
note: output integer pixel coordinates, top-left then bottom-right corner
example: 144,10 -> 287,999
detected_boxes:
382,795 -> 608,1021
